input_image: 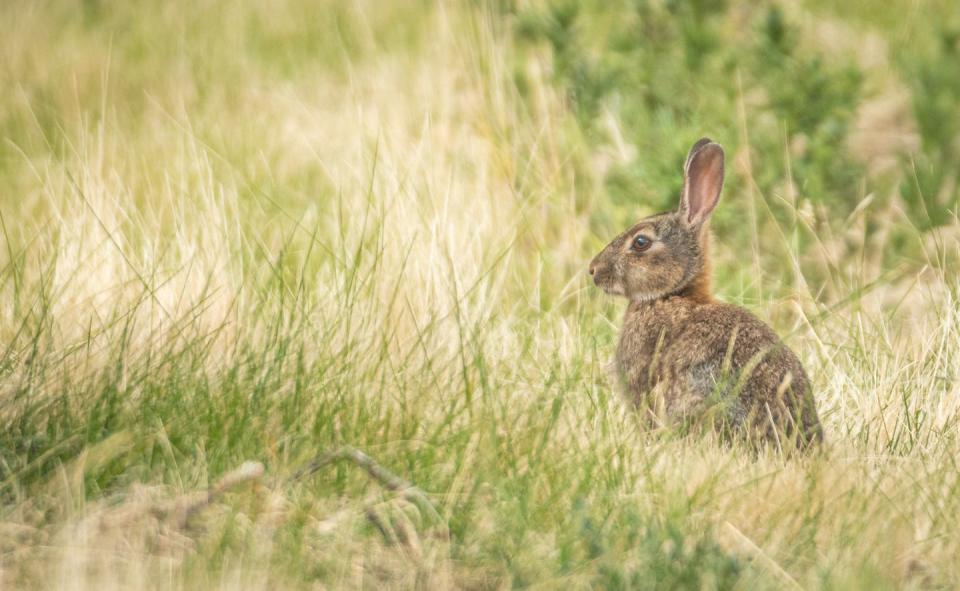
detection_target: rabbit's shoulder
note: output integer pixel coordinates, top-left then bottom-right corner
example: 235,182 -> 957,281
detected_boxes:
683,301 -> 782,349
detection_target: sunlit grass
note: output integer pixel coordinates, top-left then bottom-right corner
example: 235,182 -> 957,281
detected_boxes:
1,0 -> 959,589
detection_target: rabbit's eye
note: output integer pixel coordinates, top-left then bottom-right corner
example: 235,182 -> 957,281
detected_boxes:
632,235 -> 652,252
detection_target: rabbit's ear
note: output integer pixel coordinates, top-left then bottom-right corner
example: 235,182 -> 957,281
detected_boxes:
680,140 -> 724,226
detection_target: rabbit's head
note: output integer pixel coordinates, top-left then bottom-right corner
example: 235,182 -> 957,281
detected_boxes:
589,138 -> 725,302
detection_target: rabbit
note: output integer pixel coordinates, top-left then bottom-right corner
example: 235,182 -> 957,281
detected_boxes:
589,138 -> 823,450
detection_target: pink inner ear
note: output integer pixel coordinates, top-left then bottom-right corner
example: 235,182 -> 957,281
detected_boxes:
683,144 -> 724,225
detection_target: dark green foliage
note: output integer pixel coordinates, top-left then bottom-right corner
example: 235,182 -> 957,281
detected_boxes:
511,1 -> 865,219
898,19 -> 960,229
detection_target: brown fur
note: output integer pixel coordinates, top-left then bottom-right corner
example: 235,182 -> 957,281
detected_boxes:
589,139 -> 823,450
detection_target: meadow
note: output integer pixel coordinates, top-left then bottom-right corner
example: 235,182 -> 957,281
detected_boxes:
1,0 -> 959,588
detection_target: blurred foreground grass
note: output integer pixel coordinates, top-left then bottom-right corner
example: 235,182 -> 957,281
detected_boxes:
1,0 -> 959,588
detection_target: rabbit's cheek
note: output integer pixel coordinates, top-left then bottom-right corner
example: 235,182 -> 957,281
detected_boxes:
626,261 -> 684,301
662,264 -> 686,290
625,273 -> 660,301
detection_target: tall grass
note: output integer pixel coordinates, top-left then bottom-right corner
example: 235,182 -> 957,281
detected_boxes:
1,0 -> 958,589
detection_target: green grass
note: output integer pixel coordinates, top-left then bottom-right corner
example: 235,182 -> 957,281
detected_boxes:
1,0 -> 959,588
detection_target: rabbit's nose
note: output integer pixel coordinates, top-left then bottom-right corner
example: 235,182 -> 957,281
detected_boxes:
588,265 -> 596,276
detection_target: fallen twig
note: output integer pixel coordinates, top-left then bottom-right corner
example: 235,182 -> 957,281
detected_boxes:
172,461 -> 265,528
291,445 -> 448,555
291,446 -> 443,526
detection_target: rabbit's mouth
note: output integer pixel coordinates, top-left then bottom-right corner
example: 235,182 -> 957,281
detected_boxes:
602,284 -> 625,296
590,263 -> 627,296
594,277 -> 625,296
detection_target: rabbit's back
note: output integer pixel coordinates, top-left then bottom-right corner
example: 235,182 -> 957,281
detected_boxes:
617,297 -> 823,447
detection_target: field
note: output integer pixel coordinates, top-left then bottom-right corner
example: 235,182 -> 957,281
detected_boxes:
1,0 -> 959,588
